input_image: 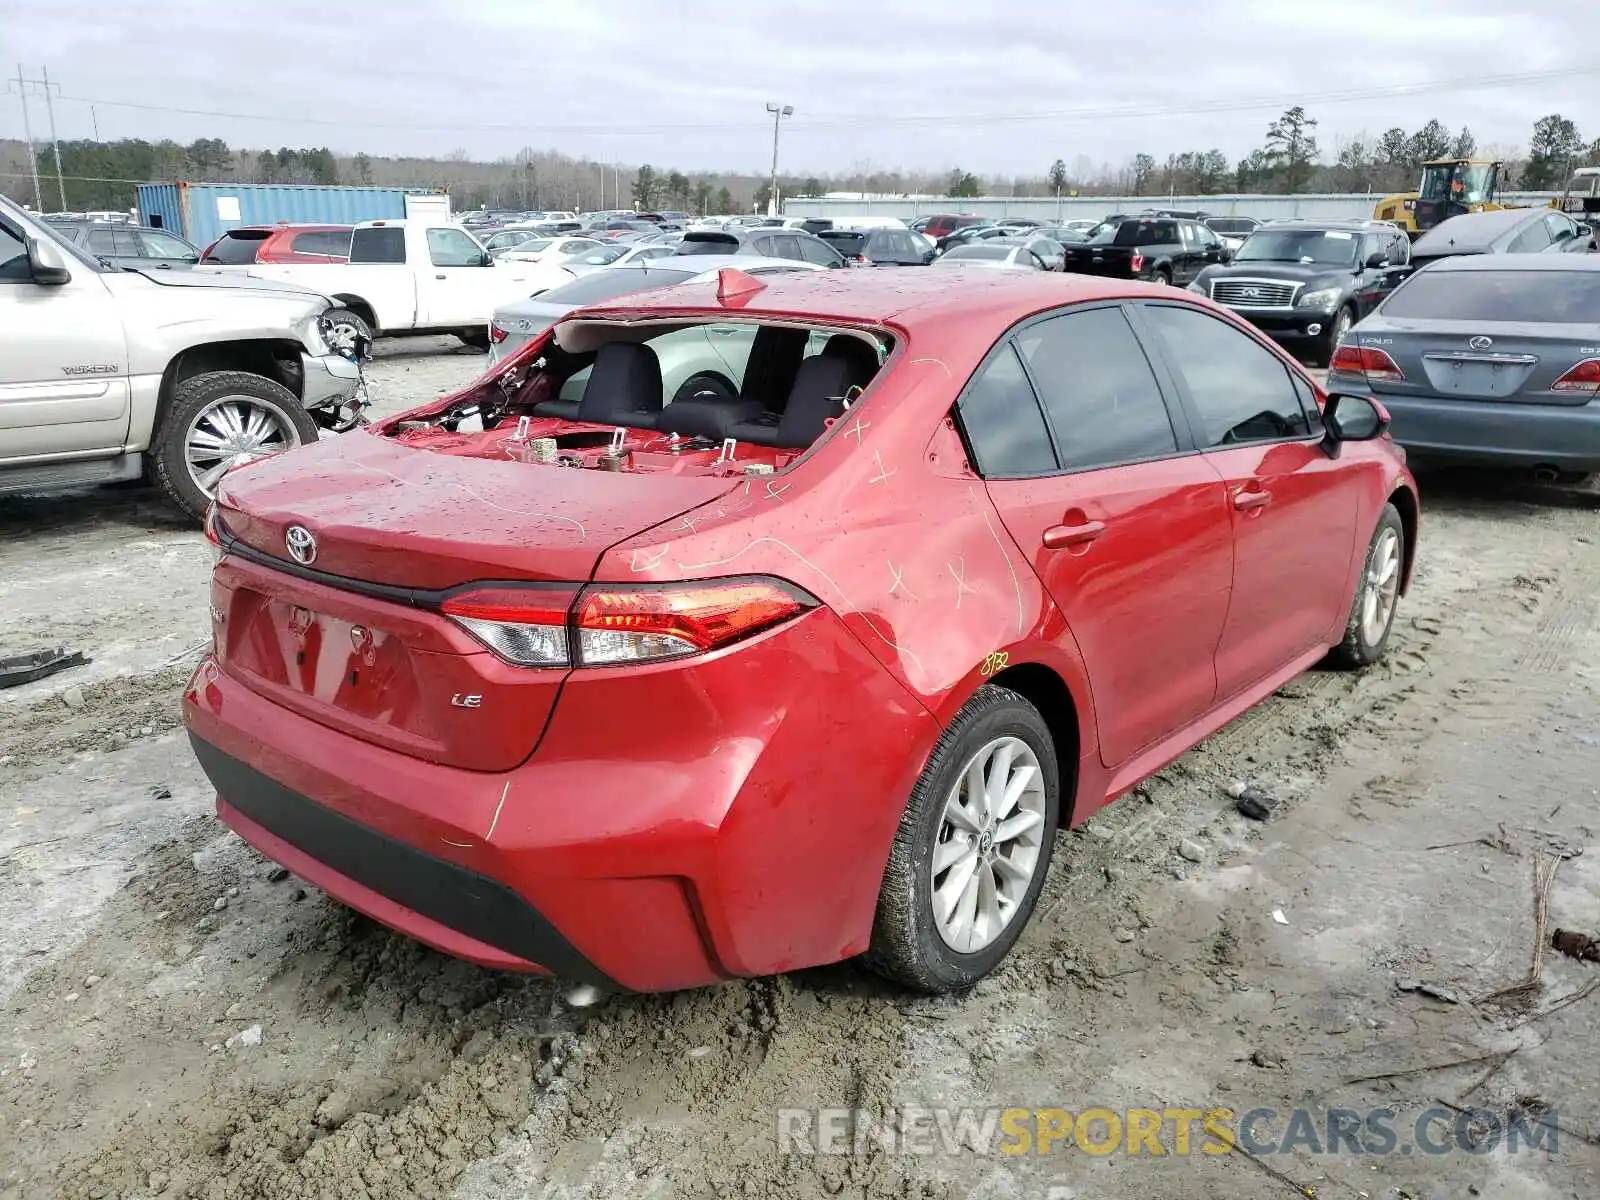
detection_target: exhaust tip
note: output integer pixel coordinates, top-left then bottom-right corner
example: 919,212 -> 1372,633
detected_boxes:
1532,466 -> 1561,485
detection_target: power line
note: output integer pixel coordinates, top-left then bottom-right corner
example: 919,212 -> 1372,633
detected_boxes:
46,66 -> 1599,137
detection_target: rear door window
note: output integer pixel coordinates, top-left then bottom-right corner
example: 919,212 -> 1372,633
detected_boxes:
292,230 -> 350,257
1506,220 -> 1552,253
771,234 -> 806,261
202,231 -> 269,263
1142,304 -> 1313,446
1014,307 -> 1179,471
956,345 -> 1058,477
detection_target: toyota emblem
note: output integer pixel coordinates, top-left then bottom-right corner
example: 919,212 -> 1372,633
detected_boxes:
1469,335 -> 1494,350
285,525 -> 317,565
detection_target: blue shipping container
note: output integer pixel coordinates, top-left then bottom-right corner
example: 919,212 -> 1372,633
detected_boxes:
136,183 -> 446,248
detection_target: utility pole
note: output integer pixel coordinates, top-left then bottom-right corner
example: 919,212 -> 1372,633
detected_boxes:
38,67 -> 67,211
764,102 -> 792,217
91,105 -> 99,141
8,66 -> 43,210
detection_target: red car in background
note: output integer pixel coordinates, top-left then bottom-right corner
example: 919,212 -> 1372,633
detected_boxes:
184,267 -> 1418,995
920,213 -> 986,241
200,223 -> 353,265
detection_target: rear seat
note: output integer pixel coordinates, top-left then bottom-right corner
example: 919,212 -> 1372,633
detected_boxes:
532,342 -> 665,428
733,346 -> 876,448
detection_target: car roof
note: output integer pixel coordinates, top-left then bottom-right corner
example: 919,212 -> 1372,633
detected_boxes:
573,263 -> 1158,331
1411,208 -> 1541,249
1258,218 -> 1386,232
1421,252 -> 1600,273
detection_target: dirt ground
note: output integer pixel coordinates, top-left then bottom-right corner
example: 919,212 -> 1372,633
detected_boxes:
3,342 -> 1599,1200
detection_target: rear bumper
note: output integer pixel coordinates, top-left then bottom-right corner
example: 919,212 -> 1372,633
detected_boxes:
182,607 -> 935,992
1375,392 -> 1600,470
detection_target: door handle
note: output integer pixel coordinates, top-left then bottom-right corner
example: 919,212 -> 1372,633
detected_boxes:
1233,488 -> 1271,511
1043,520 -> 1105,549
435,274 -> 447,280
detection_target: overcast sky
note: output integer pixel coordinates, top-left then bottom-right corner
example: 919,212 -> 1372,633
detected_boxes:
5,0 -> 1595,176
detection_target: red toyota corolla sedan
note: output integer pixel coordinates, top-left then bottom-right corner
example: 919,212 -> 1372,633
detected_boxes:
184,267 -> 1418,995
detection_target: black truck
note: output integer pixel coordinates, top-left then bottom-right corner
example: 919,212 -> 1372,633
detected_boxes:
1058,215 -> 1227,286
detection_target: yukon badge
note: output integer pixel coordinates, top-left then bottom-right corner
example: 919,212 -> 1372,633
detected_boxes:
284,524 -> 317,565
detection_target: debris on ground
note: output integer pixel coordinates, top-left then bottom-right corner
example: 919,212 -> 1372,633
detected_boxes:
0,648 -> 90,689
1177,837 -> 1207,863
1396,979 -> 1462,1004
1552,929 -> 1600,963
1250,1049 -> 1286,1069
225,1024 -> 262,1049
1271,909 -> 1289,925
1226,780 -> 1281,821
1479,851 -> 1563,1009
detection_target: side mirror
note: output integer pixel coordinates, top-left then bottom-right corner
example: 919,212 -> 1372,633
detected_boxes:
26,236 -> 71,285
1384,263 -> 1416,282
1365,251 -> 1388,269
479,251 -> 494,267
1322,393 -> 1389,458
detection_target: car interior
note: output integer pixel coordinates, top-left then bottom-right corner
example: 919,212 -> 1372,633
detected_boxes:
388,320 -> 889,475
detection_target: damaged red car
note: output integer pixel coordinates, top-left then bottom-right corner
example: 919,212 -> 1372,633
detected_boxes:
184,266 -> 1418,994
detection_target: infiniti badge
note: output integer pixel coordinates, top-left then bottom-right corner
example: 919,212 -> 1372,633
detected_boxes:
285,525 -> 317,565
1468,335 -> 1494,350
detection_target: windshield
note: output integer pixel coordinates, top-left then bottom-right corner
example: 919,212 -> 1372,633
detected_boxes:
574,246 -> 627,265
1381,269 -> 1600,323
1234,229 -> 1359,265
1420,162 -> 1495,205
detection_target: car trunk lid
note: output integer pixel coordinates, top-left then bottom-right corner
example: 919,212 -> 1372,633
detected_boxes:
1343,319 -> 1600,406
210,431 -> 741,771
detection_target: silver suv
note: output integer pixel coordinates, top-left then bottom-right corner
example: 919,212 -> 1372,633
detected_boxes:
0,197 -> 360,519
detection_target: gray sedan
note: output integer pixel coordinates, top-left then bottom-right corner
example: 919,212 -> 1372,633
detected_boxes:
931,243 -> 1050,272
1327,255 -> 1600,482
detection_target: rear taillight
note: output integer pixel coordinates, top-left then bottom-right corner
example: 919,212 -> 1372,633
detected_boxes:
440,577 -> 815,668
1551,359 -> 1600,396
1130,252 -> 1145,274
1329,345 -> 1405,385
202,503 -> 223,567
489,323 -> 508,344
441,585 -> 577,667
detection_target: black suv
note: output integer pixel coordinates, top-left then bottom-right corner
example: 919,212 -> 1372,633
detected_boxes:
1188,219 -> 1412,365
672,227 -> 845,268
819,226 -> 933,265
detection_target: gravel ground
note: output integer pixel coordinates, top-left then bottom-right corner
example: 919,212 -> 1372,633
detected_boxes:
4,344 -> 1599,1200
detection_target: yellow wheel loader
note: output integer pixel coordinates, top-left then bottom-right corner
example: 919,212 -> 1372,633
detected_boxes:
1373,159 -> 1508,239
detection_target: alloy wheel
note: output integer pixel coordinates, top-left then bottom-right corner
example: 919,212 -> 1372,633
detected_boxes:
184,397 -> 302,496
1361,527 -> 1401,645
931,736 -> 1048,953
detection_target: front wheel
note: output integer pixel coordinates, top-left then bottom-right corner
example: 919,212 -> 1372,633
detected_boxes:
1328,502 -> 1404,669
1317,306 -> 1355,368
322,308 -> 374,356
151,371 -> 318,521
864,685 -> 1061,993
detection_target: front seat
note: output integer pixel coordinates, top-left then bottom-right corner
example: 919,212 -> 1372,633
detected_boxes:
532,342 -> 664,427
768,354 -> 866,449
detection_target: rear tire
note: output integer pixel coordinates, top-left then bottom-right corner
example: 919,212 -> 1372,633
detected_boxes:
1153,268 -> 1172,286
152,371 -> 318,522
1328,503 -> 1404,669
864,685 -> 1060,993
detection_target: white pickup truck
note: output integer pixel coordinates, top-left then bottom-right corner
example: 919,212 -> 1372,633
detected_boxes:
231,218 -> 552,350
0,195 -> 361,520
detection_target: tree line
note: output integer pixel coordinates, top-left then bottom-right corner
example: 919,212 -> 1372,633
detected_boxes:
3,109 -> 1596,216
